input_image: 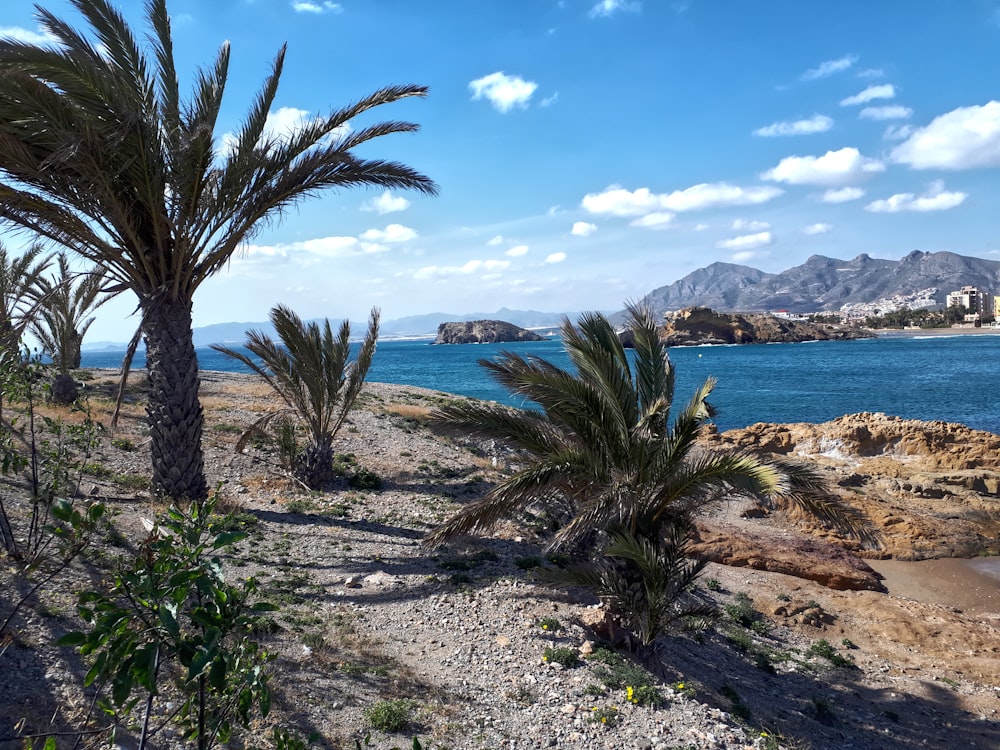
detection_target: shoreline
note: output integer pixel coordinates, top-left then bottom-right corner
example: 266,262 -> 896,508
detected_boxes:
873,325 -> 1000,337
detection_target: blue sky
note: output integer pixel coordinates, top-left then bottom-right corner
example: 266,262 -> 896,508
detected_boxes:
4,0 -> 1000,341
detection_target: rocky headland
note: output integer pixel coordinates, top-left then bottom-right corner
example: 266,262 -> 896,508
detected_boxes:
434,319 -> 548,344
659,306 -> 873,346
1,372 -> 998,750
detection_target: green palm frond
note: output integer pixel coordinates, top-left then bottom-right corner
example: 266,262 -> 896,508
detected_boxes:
212,305 -> 379,487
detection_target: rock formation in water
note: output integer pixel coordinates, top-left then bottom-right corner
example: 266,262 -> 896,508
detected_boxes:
434,320 -> 547,345
661,306 -> 873,346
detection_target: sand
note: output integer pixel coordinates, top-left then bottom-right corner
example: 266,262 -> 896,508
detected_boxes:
867,557 -> 1000,614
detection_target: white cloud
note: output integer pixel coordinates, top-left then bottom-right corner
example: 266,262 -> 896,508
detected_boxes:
581,183 -> 783,216
506,244 -> 529,257
540,93 -> 559,107
761,147 -> 884,186
414,258 -> 510,280
883,124 -> 914,141
694,223 -> 709,231
0,25 -> 58,44
840,84 -> 896,106
753,115 -> 832,137
545,252 -> 567,263
359,224 -> 418,243
486,235 -> 504,246
801,55 -> 857,81
803,223 -> 833,235
243,235 -> 363,260
629,212 -> 675,229
362,191 -> 410,214
732,219 -> 770,231
821,187 -> 865,203
859,105 -> 912,121
571,221 -> 597,236
865,180 -> 967,213
469,72 -> 538,113
589,0 -> 640,18
731,250 -> 767,263
292,1 -> 342,12
858,68 -> 885,79
716,232 -> 773,250
890,101 -> 1000,170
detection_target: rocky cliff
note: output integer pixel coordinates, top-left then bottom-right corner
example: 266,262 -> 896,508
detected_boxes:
661,306 -> 872,345
704,412 -> 1000,562
434,320 -> 547,345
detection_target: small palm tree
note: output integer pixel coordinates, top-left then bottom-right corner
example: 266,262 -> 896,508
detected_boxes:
0,242 -> 51,357
31,254 -> 111,403
427,303 -> 872,645
0,0 -> 435,499
212,305 -> 379,489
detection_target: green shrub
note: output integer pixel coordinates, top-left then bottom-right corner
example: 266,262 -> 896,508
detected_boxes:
348,469 -> 383,490
588,648 -> 654,689
542,646 -> 579,668
365,698 -> 415,732
111,437 -> 136,451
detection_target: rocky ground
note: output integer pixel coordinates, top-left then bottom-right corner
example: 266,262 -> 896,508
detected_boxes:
1,370 -> 998,750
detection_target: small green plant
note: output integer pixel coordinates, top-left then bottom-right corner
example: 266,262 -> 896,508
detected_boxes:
720,684 -> 751,722
705,577 -> 722,591
670,680 -> 695,699
365,698 -> 415,732
807,639 -> 857,669
725,592 -> 761,628
626,684 -> 664,707
589,706 -> 620,726
588,647 -> 655,690
538,616 -> 561,632
113,472 -> 150,491
811,696 -> 836,724
348,468 -> 383,490
776,592 -> 792,602
841,638 -> 858,650
110,436 -> 136,451
542,646 -> 579,668
514,555 -> 544,570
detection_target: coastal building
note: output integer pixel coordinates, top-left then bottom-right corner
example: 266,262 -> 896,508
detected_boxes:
946,285 -> 994,323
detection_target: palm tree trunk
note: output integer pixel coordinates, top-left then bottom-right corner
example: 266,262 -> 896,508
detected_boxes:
141,294 -> 208,501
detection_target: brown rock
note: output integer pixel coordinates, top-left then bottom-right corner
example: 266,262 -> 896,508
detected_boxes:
690,522 -> 886,591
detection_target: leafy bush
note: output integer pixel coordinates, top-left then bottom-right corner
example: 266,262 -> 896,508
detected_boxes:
365,698 -> 415,732
542,646 -> 579,668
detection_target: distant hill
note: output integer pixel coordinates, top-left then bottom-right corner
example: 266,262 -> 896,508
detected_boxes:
81,308 -> 586,351
631,251 -> 1000,317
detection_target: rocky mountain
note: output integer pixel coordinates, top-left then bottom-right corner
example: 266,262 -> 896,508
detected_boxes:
635,250 -> 1000,316
433,320 -> 548,345
659,307 -> 874,346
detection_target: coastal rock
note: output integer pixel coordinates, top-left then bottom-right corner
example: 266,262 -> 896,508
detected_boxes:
434,319 -> 547,345
661,306 -> 872,346
690,522 -> 886,591
707,413 -> 1000,560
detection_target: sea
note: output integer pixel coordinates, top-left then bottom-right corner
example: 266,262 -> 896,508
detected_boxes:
79,333 -> 1000,435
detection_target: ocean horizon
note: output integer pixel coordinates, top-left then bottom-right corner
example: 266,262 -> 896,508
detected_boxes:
80,334 -> 1000,435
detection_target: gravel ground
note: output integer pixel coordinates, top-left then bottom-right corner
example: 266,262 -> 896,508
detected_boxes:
1,371 -> 998,750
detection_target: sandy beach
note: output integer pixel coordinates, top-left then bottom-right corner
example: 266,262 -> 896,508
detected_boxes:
873,325 -> 1000,337
868,557 -> 1000,615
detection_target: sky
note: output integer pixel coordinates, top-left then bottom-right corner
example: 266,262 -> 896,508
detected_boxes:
3,0 -> 1000,342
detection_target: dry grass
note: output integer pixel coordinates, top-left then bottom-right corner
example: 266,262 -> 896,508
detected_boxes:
383,403 -> 434,422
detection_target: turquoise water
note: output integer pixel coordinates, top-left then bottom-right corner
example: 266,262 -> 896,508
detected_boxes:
80,334 -> 1000,434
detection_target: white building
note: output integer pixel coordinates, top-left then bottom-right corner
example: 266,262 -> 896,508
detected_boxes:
946,285 -> 994,322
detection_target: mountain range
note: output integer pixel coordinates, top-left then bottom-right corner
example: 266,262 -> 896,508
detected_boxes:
82,250 -> 1000,350
633,250 -> 1000,317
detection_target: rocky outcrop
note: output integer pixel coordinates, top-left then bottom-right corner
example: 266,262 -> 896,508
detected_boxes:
704,413 -> 1000,560
434,320 -> 547,345
690,523 -> 886,591
661,306 -> 872,346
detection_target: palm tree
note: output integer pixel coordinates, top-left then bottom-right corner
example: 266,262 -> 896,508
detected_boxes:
31,253 -> 111,402
211,304 -> 379,489
426,304 -> 872,645
0,242 -> 51,358
0,0 -> 436,500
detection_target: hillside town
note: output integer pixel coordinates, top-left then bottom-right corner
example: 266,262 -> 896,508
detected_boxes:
837,285 -> 998,326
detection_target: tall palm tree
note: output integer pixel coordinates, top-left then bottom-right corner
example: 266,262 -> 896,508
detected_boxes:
31,253 -> 111,402
211,304 -> 379,489
426,304 -> 873,643
0,0 -> 436,500
0,241 -> 51,358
